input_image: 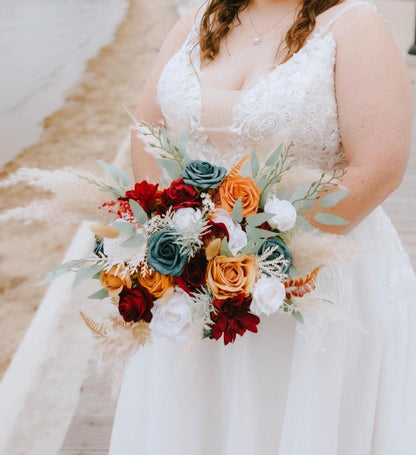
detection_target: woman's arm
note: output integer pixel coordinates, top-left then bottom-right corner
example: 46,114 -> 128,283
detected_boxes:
307,7 -> 412,234
130,7 -> 200,182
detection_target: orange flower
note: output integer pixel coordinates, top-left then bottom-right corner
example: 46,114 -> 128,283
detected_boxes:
138,269 -> 175,298
100,265 -> 132,298
219,175 -> 261,218
206,255 -> 257,299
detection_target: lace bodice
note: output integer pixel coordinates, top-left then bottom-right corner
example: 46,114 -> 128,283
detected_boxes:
157,1 -> 377,169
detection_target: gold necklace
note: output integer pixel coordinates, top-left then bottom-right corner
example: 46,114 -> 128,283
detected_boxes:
247,5 -> 297,46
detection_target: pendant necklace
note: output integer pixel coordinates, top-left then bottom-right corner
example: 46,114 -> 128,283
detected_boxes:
247,5 -> 297,46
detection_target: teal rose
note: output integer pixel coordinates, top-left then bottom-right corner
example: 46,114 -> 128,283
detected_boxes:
257,237 -> 292,275
183,160 -> 227,190
147,228 -> 187,277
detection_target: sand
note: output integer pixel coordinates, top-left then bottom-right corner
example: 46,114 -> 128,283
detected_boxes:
0,0 -> 178,379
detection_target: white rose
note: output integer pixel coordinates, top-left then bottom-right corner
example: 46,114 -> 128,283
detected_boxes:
251,277 -> 286,316
149,287 -> 192,342
212,208 -> 247,255
264,197 -> 297,232
103,225 -> 146,263
172,207 -> 203,234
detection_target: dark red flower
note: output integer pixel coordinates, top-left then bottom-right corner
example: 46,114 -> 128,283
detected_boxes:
209,294 -> 260,345
176,254 -> 207,295
118,286 -> 154,323
123,181 -> 160,212
160,178 -> 202,211
201,220 -> 229,243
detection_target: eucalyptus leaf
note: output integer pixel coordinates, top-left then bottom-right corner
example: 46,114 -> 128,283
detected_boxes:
256,174 -> 268,190
246,212 -> 274,227
296,216 -> 315,232
301,198 -> 316,210
291,310 -> 304,324
120,233 -> 145,248
240,159 -> 251,177
111,220 -> 134,236
154,158 -> 182,180
129,199 -> 148,225
246,225 -> 279,240
319,189 -> 349,208
288,184 -> 310,204
259,187 -> 271,209
220,237 -> 233,256
88,288 -> 109,300
177,128 -> 188,156
250,150 -> 259,179
314,213 -> 349,226
231,197 -> 243,223
97,160 -> 130,187
38,267 -> 69,286
265,143 -> 282,167
72,263 -> 104,289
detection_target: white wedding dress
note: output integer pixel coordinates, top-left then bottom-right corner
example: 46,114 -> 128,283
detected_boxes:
109,2 -> 416,453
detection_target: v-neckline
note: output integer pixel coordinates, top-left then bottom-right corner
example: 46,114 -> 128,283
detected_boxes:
195,25 -> 332,96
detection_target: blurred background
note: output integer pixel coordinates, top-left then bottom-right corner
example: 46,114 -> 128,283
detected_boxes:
0,0 -> 414,453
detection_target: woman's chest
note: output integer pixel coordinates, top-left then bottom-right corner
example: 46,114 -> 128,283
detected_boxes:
156,30 -> 344,169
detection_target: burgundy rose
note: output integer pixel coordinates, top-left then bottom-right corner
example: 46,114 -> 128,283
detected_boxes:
118,286 -> 154,323
122,181 -> 160,212
209,294 -> 260,345
201,220 -> 229,243
176,254 -> 207,295
160,178 -> 202,211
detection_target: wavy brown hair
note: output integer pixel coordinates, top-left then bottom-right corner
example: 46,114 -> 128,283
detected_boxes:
199,0 -> 341,64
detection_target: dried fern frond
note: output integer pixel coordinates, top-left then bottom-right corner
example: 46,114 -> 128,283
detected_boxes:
132,320 -> 151,347
284,266 -> 321,299
79,311 -> 108,337
227,155 -> 249,178
109,314 -> 129,329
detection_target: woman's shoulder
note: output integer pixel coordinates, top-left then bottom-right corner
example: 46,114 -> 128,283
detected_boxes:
317,0 -> 388,39
164,4 -> 205,47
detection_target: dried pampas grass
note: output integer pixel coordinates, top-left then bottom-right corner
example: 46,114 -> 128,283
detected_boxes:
287,229 -> 355,275
0,166 -> 115,224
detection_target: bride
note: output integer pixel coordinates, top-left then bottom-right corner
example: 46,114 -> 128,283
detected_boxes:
109,0 -> 416,453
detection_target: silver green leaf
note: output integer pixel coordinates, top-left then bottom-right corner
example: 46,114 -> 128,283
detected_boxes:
231,197 -> 243,223
72,263 -> 104,289
111,220 -> 134,236
314,213 -> 349,226
319,189 -> 349,208
220,237 -> 233,256
291,310 -> 304,324
250,150 -> 260,180
129,199 -> 148,225
120,233 -> 146,248
97,160 -> 130,187
88,288 -> 109,300
154,158 -> 182,180
246,212 -> 274,227
265,143 -> 282,167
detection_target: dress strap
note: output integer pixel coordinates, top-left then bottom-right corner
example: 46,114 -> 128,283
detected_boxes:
322,1 -> 377,32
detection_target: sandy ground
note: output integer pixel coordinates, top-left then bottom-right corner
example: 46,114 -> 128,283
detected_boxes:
0,0 -> 178,379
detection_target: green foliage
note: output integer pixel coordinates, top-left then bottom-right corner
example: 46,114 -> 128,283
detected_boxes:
97,160 -> 130,188
129,199 -> 148,225
231,197 -> 243,223
314,213 -> 349,226
88,288 -> 109,300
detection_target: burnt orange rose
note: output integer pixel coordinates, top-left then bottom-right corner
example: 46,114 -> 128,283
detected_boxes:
219,175 -> 261,218
206,255 -> 257,299
138,269 -> 174,298
100,265 -> 132,298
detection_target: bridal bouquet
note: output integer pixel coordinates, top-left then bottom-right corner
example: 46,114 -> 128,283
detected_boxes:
33,123 -> 348,349
0,123 -> 349,373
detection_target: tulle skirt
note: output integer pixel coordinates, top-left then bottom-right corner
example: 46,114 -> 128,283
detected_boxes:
108,206 -> 416,455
